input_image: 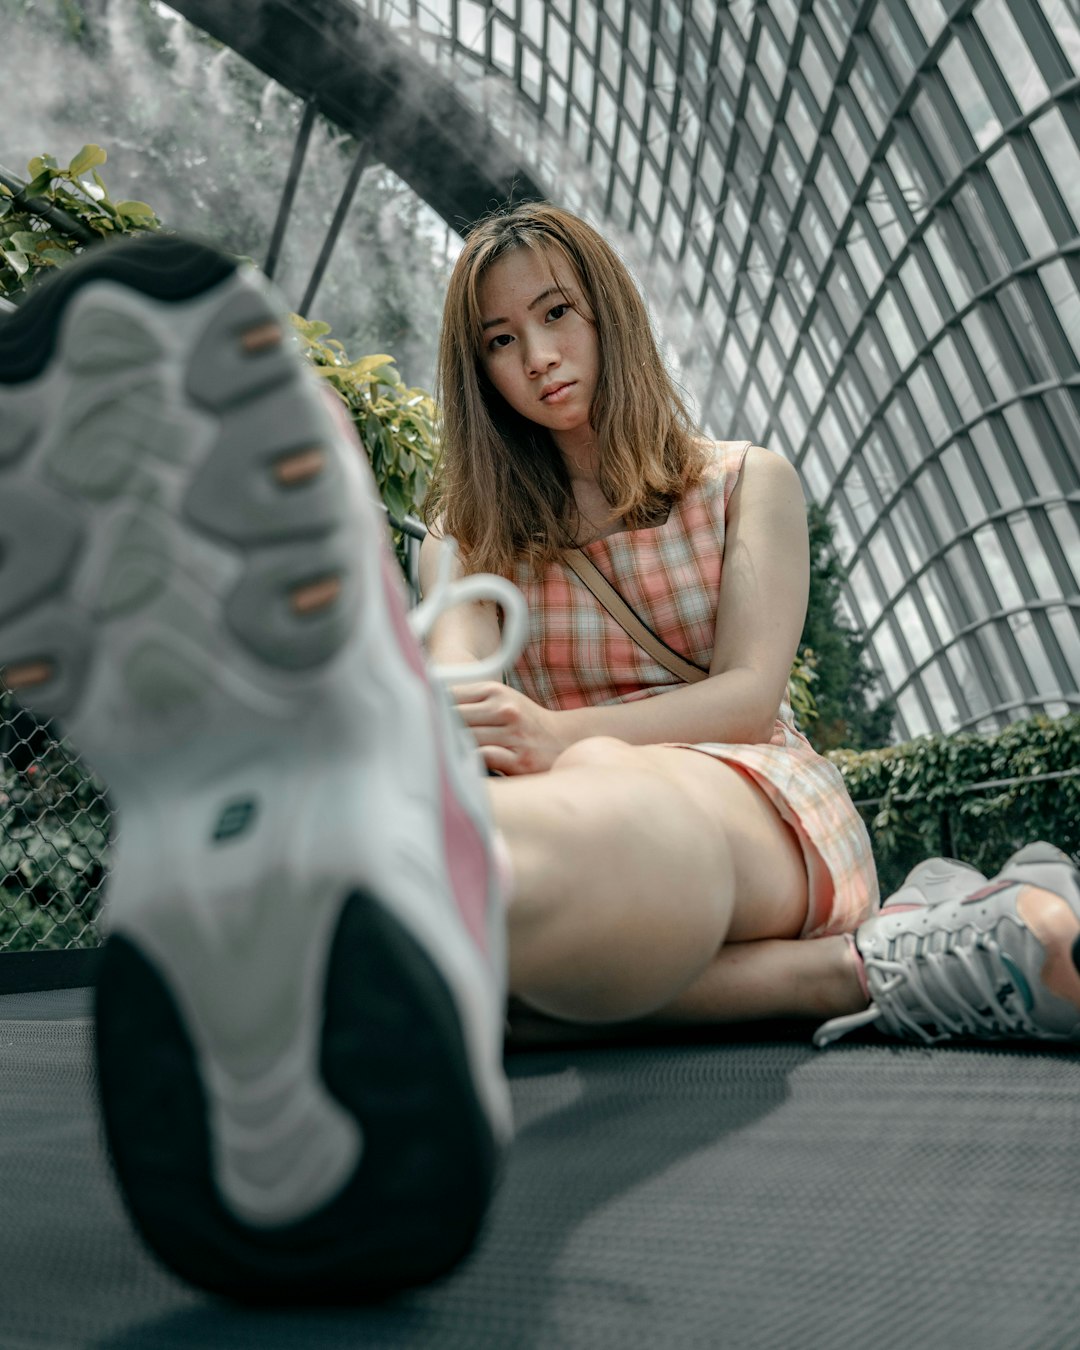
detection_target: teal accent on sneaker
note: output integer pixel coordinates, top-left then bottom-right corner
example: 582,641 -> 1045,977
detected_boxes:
213,799 -> 258,843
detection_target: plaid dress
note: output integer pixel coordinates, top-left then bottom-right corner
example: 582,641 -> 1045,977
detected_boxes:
504,440 -> 879,938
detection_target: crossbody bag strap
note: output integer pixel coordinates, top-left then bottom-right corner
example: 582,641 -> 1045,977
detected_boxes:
563,548 -> 709,685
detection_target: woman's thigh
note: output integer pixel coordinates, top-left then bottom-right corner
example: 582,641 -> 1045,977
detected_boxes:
631,745 -> 810,942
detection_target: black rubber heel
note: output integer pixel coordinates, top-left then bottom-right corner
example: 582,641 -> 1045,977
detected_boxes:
95,891 -> 500,1303
0,233 -> 236,384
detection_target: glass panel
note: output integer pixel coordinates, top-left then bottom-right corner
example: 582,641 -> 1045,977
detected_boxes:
1039,260 -> 1080,367
844,462 -> 879,531
599,21 -> 622,84
979,622 -> 1024,703
794,347 -> 825,411
1048,606 -> 1080,678
849,61 -> 889,141
771,137 -> 801,207
961,308 -> 1014,402
938,38 -> 1002,151
1046,502 -> 1080,583
923,221 -> 971,311
744,82 -> 773,153
866,177 -> 906,259
869,532 -> 906,598
786,87 -> 818,164
916,570 -> 951,642
896,687 -> 930,737
897,254 -> 942,344
968,419 -> 1021,509
909,0 -> 948,45
1038,0 -> 1080,76
941,443 -> 987,521
933,334 -> 980,423
975,524 -> 1026,608
800,198 -> 832,269
847,228 -> 884,296
799,33 -> 831,112
770,293 -> 797,357
826,259 -> 861,333
877,290 -> 917,370
1001,404 -> 1059,497
907,366 -> 950,443
547,14 -> 571,80
758,334 -> 783,397
815,147 -> 849,228
1031,108 -> 1080,233
870,5 -> 916,82
627,7 -> 650,68
849,557 -> 884,627
863,431 -> 902,497
912,89 -> 965,177
1009,614 -> 1057,693
975,0 -> 1050,113
987,144 -> 1057,257
1010,513 -> 1060,597
757,24 -> 786,100
572,54 -> 595,109
857,329 -> 892,403
576,0 -> 598,50
921,659 -> 960,731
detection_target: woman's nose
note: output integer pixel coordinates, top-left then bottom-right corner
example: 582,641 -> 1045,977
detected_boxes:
524,338 -> 558,376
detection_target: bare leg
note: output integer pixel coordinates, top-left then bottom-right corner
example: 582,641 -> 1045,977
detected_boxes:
490,736 -> 862,1025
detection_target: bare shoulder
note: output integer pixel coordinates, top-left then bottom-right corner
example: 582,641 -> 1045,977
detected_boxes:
736,444 -> 804,503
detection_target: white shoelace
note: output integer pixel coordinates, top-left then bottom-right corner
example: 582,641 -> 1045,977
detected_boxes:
814,930 -> 1039,1048
407,535 -> 529,686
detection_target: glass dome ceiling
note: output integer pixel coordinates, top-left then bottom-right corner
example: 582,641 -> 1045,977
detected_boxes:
27,0 -> 1080,741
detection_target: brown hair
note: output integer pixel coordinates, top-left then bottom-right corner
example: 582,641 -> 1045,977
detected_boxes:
425,202 -> 708,576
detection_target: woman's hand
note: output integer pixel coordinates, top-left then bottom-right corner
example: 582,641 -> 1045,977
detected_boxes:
450,682 -> 568,776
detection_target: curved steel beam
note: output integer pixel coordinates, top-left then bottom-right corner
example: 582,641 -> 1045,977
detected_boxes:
164,0 -> 544,233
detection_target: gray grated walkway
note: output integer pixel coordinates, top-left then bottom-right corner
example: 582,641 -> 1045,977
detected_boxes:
3,989 -> 1079,1349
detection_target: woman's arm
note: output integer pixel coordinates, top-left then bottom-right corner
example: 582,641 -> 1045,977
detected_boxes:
557,445 -> 810,747
417,527 -> 503,667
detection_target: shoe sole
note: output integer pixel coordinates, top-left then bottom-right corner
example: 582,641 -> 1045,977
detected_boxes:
0,236 -> 507,1301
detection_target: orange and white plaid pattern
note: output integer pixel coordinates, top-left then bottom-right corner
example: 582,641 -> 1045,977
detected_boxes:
504,440 -> 879,938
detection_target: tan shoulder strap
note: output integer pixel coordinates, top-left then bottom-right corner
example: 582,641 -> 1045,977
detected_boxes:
563,549 -> 709,684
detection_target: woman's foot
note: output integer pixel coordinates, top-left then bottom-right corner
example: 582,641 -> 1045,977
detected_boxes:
0,234 -> 514,1301
814,843 -> 1080,1048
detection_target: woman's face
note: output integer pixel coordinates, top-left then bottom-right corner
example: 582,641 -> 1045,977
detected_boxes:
476,245 -> 600,457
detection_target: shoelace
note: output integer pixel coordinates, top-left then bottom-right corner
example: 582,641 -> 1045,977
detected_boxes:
407,535 -> 529,685
815,929 -> 1040,1048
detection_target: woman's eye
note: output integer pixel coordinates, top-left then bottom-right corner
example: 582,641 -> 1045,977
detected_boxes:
547,304 -> 569,321
488,333 -> 513,350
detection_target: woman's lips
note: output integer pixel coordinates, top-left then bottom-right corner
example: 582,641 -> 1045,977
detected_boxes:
540,381 -> 574,403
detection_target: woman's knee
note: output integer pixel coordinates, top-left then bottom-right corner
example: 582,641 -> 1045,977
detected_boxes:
550,734 -> 640,774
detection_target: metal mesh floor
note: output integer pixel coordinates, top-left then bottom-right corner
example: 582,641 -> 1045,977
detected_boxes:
4,988 -> 1080,1349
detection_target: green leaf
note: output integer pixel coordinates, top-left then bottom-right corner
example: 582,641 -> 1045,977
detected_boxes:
67,144 -> 107,178
115,199 -> 157,226
0,246 -> 29,277
9,232 -> 41,253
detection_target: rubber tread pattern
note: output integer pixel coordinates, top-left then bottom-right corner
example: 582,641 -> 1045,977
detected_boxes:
0,234 -> 234,383
95,890 -> 498,1303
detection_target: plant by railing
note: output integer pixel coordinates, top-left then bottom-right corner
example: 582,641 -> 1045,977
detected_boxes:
829,712 -> 1080,896
0,147 -> 436,565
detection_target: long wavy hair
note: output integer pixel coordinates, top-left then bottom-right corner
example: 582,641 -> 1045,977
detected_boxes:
425,202 -> 708,576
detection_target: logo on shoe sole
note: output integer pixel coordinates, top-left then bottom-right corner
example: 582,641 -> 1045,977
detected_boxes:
213,798 -> 258,843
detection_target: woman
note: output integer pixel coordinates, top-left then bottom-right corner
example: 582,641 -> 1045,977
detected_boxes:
420,202 -> 876,1031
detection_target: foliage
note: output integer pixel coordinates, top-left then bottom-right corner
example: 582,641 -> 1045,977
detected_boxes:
0,695 -> 109,952
829,712 -> 1080,897
0,147 -> 437,563
291,316 -> 437,554
0,144 -> 160,298
798,503 -> 895,753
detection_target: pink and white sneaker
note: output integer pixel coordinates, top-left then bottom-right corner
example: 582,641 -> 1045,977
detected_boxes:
816,843 -> 1080,1048
880,856 -> 989,913
0,234 -> 526,1301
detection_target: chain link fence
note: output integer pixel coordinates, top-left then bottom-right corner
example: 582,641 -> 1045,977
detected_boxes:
0,694 -> 109,953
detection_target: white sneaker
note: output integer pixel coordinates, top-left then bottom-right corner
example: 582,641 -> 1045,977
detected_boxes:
815,842 -> 1080,1048
0,233 -> 525,1301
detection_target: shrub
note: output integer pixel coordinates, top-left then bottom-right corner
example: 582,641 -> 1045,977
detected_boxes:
829,712 -> 1080,896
